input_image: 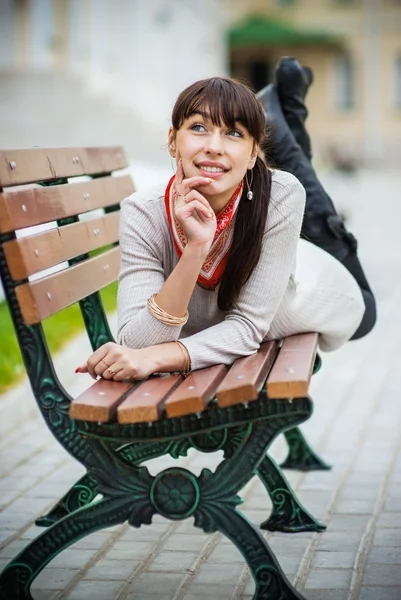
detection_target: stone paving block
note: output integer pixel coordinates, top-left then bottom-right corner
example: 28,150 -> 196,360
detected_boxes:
304,568 -> 353,589
182,583 -> 240,599
0,513 -> 33,529
65,579 -> 125,600
310,550 -> 356,569
338,485 -> 381,501
0,538 -> 30,559
334,498 -> 377,514
0,475 -> 39,492
316,531 -> 361,552
359,587 -> 401,600
119,522 -> 170,542
103,540 -> 155,561
70,531 -> 115,550
363,564 -> 401,586
147,550 -> 199,572
268,533 -> 314,555
373,528 -> 401,547
32,567 -> 79,590
0,490 -> 22,508
162,533 -> 208,552
367,546 -> 401,565
84,558 -> 139,580
193,562 -> 243,585
302,591 -> 349,600
125,572 -> 184,599
376,512 -> 401,528
384,497 -> 401,512
207,542 -> 244,564
26,591 -> 60,600
329,514 -> 371,531
47,548 -> 95,569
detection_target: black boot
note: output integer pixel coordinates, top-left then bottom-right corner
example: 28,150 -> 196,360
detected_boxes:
257,70 -> 376,338
275,57 -> 313,161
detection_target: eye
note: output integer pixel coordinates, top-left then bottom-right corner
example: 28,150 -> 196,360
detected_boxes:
227,128 -> 243,138
190,123 -> 207,132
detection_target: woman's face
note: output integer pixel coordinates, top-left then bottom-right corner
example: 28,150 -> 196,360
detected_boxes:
170,110 -> 257,209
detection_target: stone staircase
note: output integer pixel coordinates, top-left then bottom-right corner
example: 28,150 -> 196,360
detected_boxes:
0,71 -> 170,167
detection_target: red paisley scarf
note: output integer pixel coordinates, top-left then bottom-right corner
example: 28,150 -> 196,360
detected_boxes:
164,175 -> 243,289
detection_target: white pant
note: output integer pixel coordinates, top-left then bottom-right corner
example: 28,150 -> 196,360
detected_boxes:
266,239 -> 365,351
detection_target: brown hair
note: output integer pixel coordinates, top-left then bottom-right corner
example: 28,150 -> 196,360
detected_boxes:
171,77 -> 272,310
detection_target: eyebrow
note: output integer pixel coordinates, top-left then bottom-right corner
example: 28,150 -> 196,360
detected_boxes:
189,111 -> 243,125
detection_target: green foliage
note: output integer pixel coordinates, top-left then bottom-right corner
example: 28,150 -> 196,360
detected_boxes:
0,282 -> 117,394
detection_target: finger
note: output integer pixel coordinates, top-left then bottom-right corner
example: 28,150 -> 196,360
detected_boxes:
182,175 -> 214,191
103,363 -> 126,381
179,199 -> 215,221
85,343 -> 114,378
175,159 -> 184,186
184,189 -> 213,211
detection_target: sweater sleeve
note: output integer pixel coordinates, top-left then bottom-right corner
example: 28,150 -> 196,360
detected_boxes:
117,192 -> 184,348
182,175 -> 306,370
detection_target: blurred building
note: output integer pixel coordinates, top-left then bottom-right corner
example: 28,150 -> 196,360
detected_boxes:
227,0 -> 401,168
0,0 -> 400,168
0,0 -> 228,165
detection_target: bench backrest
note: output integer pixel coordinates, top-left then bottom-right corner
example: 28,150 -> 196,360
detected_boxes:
0,146 -> 133,391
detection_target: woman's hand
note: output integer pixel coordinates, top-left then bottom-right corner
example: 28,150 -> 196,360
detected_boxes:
174,160 -> 217,251
75,342 -> 156,381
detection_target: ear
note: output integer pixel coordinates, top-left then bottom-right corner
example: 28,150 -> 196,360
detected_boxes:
168,127 -> 176,158
249,144 -> 259,168
248,156 -> 257,169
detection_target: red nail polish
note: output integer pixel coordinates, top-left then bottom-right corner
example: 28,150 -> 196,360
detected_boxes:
75,367 -> 80,373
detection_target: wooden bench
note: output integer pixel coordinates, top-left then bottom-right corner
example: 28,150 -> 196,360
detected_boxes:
0,146 -> 327,600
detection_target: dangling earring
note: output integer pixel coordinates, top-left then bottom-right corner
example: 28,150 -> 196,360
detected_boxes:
245,168 -> 254,200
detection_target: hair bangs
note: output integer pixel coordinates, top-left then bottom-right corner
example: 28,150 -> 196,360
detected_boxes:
172,78 -> 266,144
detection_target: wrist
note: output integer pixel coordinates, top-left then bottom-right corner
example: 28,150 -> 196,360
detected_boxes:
183,242 -> 210,261
148,342 -> 185,373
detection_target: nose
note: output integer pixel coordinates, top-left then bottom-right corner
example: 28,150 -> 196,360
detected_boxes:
204,130 -> 224,155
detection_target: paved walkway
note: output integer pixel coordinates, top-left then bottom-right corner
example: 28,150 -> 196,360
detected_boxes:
0,170 -> 401,599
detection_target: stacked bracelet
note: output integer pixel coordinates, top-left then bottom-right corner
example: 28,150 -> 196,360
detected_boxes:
147,293 -> 189,326
175,340 -> 191,379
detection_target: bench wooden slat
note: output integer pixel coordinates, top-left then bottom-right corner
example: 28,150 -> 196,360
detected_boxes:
15,246 -> 120,325
164,365 -> 228,419
117,375 -> 181,424
216,341 -> 279,408
0,146 -> 128,187
4,211 -> 120,280
266,333 -> 318,399
69,379 -> 134,422
0,174 -> 133,234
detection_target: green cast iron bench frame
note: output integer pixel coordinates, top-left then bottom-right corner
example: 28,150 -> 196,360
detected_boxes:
0,146 -> 329,600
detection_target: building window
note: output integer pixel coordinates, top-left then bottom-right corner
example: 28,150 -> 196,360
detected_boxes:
396,55 -> 401,109
334,55 -> 355,110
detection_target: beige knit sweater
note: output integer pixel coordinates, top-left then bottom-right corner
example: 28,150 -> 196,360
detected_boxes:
118,169 -> 364,370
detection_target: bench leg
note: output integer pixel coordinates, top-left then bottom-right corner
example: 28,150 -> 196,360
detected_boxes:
0,497 -> 130,600
209,507 -> 305,599
280,427 -> 332,471
34,473 -> 98,527
258,454 -> 326,533
191,415 -> 310,599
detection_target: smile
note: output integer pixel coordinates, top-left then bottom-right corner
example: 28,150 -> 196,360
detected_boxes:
196,164 -> 228,174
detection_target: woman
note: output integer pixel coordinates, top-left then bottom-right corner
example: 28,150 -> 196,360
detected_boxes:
77,77 -> 364,381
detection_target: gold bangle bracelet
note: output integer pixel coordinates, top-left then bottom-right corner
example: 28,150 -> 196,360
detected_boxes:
147,293 -> 189,326
175,340 -> 191,379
